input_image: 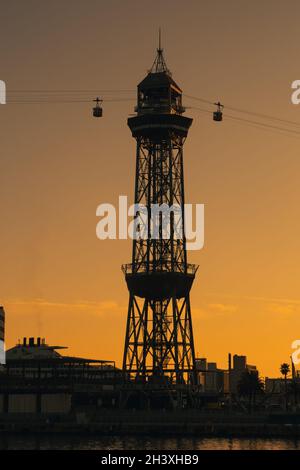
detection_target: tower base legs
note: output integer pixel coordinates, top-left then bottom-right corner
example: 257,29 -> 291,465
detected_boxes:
122,293 -> 198,386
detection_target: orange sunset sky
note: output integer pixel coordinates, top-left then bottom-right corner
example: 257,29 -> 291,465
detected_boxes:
1,0 -> 300,377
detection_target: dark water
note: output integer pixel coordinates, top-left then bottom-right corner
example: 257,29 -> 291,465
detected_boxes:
0,435 -> 300,450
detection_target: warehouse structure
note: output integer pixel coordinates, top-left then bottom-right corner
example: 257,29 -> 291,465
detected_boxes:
0,337 -> 122,414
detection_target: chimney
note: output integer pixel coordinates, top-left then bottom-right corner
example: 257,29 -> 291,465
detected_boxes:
228,353 -> 232,372
29,337 -> 34,347
37,337 -> 41,347
23,337 -> 27,346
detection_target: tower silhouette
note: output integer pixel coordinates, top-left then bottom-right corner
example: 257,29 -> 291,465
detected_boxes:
122,40 -> 198,387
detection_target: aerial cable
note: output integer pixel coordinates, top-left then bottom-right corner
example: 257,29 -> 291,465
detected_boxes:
190,106 -> 300,138
185,94 -> 300,128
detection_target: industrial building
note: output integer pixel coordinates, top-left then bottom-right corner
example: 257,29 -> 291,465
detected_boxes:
5,337 -> 118,379
0,337 -> 122,415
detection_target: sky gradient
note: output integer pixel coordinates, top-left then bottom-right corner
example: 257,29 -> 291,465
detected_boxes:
1,0 -> 300,377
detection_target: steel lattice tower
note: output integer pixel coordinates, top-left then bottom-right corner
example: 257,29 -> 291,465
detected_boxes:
122,42 -> 198,386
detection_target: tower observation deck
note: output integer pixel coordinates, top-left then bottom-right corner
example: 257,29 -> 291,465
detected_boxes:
122,41 -> 198,387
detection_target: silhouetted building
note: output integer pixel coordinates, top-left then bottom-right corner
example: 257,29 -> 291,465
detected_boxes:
195,358 -> 226,393
264,376 -> 300,410
265,377 -> 288,394
229,354 -> 258,393
0,337 -> 123,415
5,337 -> 118,381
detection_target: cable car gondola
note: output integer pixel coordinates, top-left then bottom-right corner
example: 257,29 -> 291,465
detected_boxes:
93,97 -> 103,118
213,101 -> 224,122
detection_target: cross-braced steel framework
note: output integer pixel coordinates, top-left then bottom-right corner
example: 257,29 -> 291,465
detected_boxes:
122,45 -> 198,386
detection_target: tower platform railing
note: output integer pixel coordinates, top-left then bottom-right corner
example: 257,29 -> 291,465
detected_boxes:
122,261 -> 198,276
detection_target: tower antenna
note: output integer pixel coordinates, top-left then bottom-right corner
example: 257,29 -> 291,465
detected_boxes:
158,27 -> 162,51
150,28 -> 170,74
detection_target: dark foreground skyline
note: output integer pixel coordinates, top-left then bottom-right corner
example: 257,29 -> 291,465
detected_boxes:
1,1 -> 300,377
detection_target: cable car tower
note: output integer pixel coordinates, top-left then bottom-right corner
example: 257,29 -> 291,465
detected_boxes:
122,36 -> 198,390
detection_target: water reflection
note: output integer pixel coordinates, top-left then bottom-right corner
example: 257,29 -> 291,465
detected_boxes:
0,435 -> 299,450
